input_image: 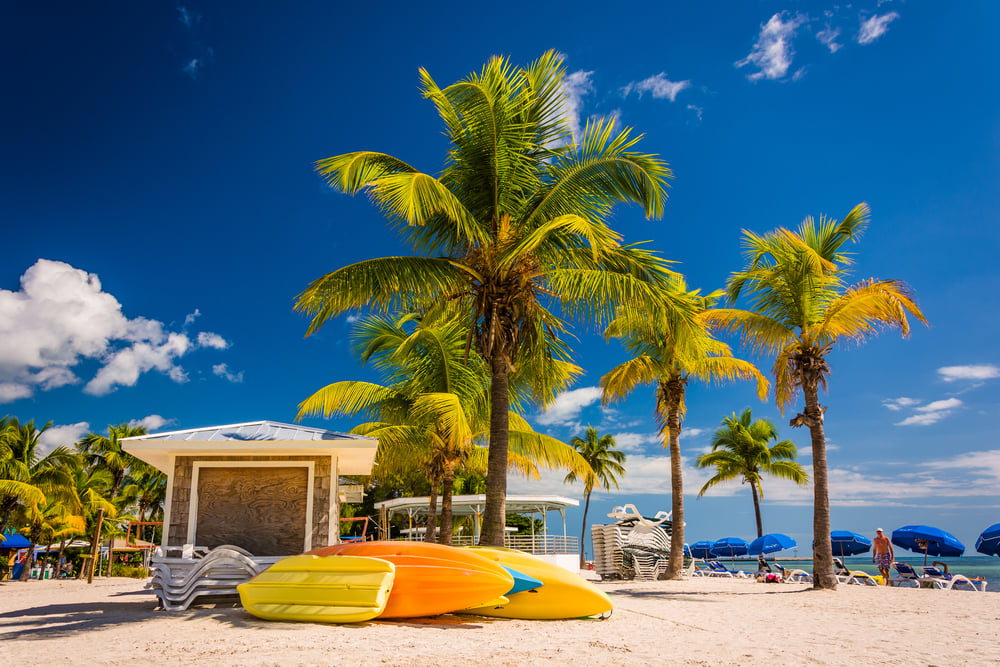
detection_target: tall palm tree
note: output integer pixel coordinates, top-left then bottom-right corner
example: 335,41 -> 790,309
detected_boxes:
601,284 -> 769,579
77,423 -> 148,500
298,309 -> 590,545
709,202 -> 927,589
295,51 -> 676,545
563,427 -> 625,568
0,419 -> 72,535
695,409 -> 808,538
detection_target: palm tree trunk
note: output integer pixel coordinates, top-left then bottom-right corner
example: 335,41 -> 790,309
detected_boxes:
664,384 -> 685,580
439,465 -> 456,546
424,477 -> 439,543
801,382 -> 837,589
56,538 -> 67,578
579,490 -> 591,570
750,482 -> 764,538
481,355 -> 510,547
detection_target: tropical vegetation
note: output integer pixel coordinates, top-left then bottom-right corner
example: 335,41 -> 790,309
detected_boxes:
708,202 -> 927,589
295,51 -> 676,545
601,282 -> 768,579
695,408 -> 808,538
563,427 -> 625,568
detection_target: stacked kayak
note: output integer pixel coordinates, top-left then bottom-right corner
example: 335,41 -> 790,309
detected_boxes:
238,541 -> 612,624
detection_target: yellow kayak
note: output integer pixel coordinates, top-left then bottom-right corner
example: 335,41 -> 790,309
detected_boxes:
462,547 -> 613,620
238,554 -> 394,624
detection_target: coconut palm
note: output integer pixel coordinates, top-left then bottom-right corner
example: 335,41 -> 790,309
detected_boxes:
298,309 -> 590,545
77,423 -> 148,500
563,427 -> 625,568
295,51 -> 676,545
709,202 -> 927,589
0,419 -> 74,536
695,409 -> 808,538
601,283 -> 769,579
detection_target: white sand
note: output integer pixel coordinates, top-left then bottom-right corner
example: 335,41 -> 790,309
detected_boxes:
1,576 -> 997,666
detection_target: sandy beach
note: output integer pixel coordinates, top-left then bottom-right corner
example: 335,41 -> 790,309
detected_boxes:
2,576 -> 997,666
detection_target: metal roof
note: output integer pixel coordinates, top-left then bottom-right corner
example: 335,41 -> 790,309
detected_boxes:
374,494 -> 578,517
120,420 -> 373,443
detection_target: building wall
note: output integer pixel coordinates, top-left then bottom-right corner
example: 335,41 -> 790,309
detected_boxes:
167,455 -> 336,554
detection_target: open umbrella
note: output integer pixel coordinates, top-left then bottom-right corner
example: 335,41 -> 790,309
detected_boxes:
712,537 -> 749,566
748,533 -> 797,556
891,525 -> 965,565
690,541 -> 716,559
975,523 -> 1000,557
0,531 -> 31,549
830,530 -> 872,557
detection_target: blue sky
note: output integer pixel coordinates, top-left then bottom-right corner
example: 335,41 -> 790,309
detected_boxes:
3,1 -> 998,558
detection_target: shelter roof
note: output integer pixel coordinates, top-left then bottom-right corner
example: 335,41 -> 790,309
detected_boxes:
375,494 -> 578,517
121,420 -> 378,475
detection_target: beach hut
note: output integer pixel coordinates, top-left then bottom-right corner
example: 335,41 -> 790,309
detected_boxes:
121,420 -> 378,556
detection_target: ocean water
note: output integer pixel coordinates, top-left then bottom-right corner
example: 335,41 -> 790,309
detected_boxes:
765,555 -> 1000,592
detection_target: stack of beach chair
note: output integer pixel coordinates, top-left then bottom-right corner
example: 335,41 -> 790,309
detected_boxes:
591,505 -> 675,581
148,544 -> 281,611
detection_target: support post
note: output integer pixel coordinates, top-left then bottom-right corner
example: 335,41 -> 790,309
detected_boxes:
87,508 -> 104,584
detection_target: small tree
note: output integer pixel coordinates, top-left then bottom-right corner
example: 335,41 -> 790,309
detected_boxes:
564,427 -> 625,568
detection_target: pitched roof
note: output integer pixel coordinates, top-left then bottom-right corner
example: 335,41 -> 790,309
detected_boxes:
120,420 -> 373,443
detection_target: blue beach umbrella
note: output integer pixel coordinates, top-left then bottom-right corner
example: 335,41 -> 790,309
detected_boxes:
748,533 -> 797,556
711,537 -> 749,565
690,541 -> 717,559
830,530 -> 872,557
891,525 -> 965,564
0,531 -> 31,549
975,523 -> 1000,557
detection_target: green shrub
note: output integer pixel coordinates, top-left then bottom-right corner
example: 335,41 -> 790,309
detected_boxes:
109,563 -> 149,578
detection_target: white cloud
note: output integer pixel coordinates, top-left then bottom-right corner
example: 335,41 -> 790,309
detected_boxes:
686,104 -> 703,121
177,6 -> 197,30
536,386 -> 603,426
682,427 -> 705,439
38,421 -> 90,455
128,415 -> 174,432
895,397 -> 962,426
610,432 -> 662,453
558,69 -> 595,143
917,398 -> 963,412
345,314 -> 360,324
938,364 -> 1000,382
736,12 -> 808,81
197,332 -> 230,349
622,73 -> 691,102
882,397 -> 920,411
184,309 -> 201,326
213,363 -> 244,383
857,12 -> 900,45
182,58 -> 202,79
0,259 -> 227,401
816,25 -> 842,52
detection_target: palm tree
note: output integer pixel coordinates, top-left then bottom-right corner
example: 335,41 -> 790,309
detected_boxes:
0,419 -> 72,535
295,51 -> 676,545
298,309 -> 590,545
601,283 -> 769,579
695,409 -> 808,538
77,423 -> 148,500
709,202 -> 927,589
563,427 -> 625,569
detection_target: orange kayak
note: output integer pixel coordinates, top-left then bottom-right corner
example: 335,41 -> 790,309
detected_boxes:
308,542 -> 513,618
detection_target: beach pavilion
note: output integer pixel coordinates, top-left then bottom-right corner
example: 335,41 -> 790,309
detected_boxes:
122,420 -> 377,556
375,494 -> 580,571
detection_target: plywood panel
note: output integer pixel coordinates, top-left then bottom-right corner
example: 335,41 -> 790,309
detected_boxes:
195,467 -> 308,555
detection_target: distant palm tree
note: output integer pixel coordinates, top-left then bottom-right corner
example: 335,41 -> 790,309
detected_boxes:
709,202 -> 927,589
296,51 -> 675,545
564,427 -> 625,569
696,409 -> 808,538
602,283 -> 769,579
77,424 -> 148,500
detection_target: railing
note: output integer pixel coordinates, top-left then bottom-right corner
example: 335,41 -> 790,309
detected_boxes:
396,534 -> 578,555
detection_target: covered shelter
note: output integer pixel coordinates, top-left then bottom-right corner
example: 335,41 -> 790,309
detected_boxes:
122,420 -> 377,556
375,494 -> 579,570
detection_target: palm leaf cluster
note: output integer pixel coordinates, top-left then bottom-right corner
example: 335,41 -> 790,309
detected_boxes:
297,308 -> 591,544
1,417 -> 167,580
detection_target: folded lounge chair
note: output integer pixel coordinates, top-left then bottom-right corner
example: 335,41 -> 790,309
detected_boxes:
773,562 -> 812,583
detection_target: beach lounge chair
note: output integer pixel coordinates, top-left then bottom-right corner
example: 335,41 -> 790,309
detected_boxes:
920,565 -> 986,592
773,562 -> 812,583
705,560 -> 750,578
832,557 -> 881,585
887,562 -> 946,589
148,544 -> 282,610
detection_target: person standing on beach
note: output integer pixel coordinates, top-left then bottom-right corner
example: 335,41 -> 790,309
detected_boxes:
873,528 -> 893,585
